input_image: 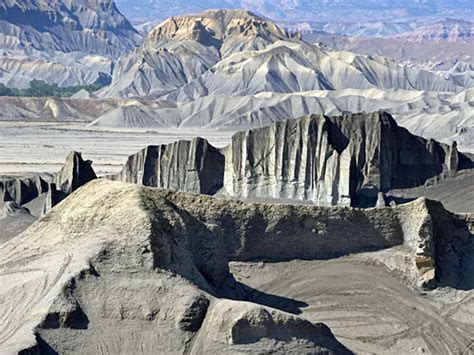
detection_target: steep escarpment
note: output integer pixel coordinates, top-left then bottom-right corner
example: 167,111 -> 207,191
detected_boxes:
0,151 -> 96,219
225,111 -> 469,206
1,179 -> 472,352
115,111 -> 472,207
113,137 -> 224,195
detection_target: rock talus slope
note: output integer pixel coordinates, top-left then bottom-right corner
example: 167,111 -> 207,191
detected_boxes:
0,179 -> 472,353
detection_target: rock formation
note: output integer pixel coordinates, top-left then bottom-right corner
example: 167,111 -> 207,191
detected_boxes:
0,179 -> 351,354
55,151 -> 97,194
98,9 -> 298,98
113,138 -> 224,195
114,111 -> 473,207
0,152 -> 96,217
98,9 -> 466,99
0,179 -> 471,352
0,0 -> 142,87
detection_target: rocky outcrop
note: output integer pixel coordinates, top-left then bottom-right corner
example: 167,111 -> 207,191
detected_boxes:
113,137 -> 224,195
116,111 -> 473,207
1,179 -> 472,353
0,174 -> 51,207
224,112 -> 470,206
0,179 -> 350,354
55,151 -> 97,194
0,152 -> 96,217
224,111 -> 471,206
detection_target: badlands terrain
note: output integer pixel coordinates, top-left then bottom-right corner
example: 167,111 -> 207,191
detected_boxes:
1,2 -> 474,354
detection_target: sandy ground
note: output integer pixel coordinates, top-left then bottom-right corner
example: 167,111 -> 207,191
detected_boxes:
230,255 -> 474,355
390,170 -> 474,213
0,121 -> 234,176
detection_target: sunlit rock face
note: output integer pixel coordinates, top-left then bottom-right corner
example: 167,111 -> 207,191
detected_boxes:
0,0 -> 142,87
112,111 -> 470,207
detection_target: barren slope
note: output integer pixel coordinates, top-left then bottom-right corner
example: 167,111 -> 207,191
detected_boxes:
0,179 -> 472,353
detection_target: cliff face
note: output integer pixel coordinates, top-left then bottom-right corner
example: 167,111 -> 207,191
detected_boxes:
223,111 -> 466,206
223,114 -> 352,205
0,152 -> 96,217
114,137 -> 225,195
114,111 -> 470,207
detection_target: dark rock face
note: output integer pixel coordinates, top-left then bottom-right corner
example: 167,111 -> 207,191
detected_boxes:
113,137 -> 225,195
55,151 -> 97,194
0,152 -> 96,217
116,111 -> 473,207
0,175 -> 51,207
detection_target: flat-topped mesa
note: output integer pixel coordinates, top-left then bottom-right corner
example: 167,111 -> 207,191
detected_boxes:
112,137 -> 225,195
145,9 -> 296,53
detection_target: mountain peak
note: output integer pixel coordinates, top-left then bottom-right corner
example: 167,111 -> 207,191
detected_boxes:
145,9 -> 296,50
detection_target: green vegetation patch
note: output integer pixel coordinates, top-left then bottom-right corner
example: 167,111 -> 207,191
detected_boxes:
0,80 -> 106,98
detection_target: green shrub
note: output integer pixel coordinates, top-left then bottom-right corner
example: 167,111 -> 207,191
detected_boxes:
0,80 -> 106,98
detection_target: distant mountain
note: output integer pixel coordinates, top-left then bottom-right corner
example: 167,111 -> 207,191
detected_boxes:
0,0 -> 142,88
98,10 -> 300,98
307,32 -> 474,71
98,10 -> 466,99
394,19 -> 474,44
283,21 -> 417,38
0,0 -> 141,56
115,0 -> 474,23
